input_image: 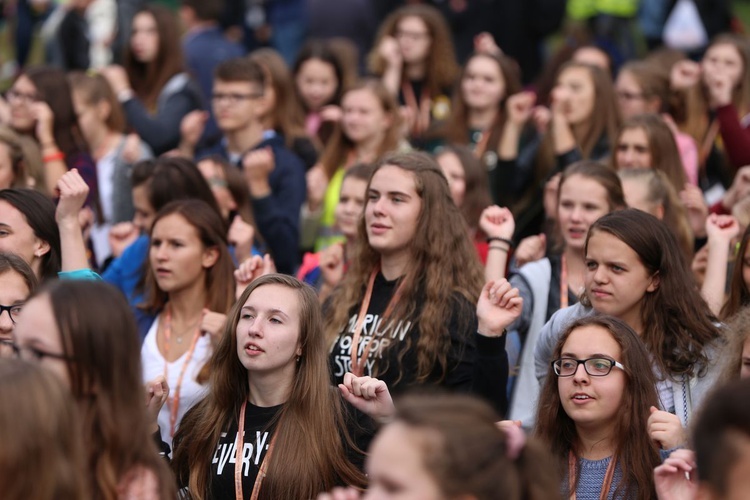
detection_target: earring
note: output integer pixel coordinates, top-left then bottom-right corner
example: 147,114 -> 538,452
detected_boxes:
296,356 -> 301,363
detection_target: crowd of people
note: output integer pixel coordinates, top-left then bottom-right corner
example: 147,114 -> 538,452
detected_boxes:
1,0 -> 750,499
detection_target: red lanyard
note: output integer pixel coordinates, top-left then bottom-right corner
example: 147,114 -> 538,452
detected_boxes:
162,306 -> 202,437
349,268 -> 404,377
568,451 -> 617,500
402,81 -> 431,136
234,401 -> 277,500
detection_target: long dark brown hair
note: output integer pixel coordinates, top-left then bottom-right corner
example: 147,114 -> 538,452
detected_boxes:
581,209 -> 720,378
555,61 -> 621,160
40,280 -> 176,499
172,274 -> 367,499
440,51 -> 523,152
123,5 -> 183,111
535,315 -> 661,500
324,152 -> 485,383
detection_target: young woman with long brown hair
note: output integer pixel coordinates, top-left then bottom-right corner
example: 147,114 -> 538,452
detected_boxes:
325,152 -> 513,412
535,210 -> 722,433
436,51 -> 526,204
102,4 -> 203,155
536,315 -> 662,499
11,280 -> 177,499
172,273 -> 395,499
140,199 -> 236,448
368,4 -> 458,141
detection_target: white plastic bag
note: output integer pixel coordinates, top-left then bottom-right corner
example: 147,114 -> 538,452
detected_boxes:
663,0 -> 708,51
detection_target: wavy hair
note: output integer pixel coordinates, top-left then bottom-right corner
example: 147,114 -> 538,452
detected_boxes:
172,274 -> 366,499
581,209 -> 720,378
324,152 -> 485,383
39,280 -> 176,499
534,315 -> 661,500
368,4 -> 459,97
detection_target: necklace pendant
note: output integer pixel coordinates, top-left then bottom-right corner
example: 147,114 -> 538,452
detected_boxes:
176,336 -> 183,344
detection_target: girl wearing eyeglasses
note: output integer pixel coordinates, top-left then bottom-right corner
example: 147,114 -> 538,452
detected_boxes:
536,315 -> 662,499
535,209 -> 722,445
11,280 -> 176,498
0,253 -> 37,351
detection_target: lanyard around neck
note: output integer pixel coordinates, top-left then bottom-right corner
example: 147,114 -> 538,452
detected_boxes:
234,401 -> 277,500
349,267 -> 404,377
567,450 -> 617,500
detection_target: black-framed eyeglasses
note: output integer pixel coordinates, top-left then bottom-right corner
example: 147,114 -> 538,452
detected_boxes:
0,339 -> 73,362
0,303 -> 23,324
552,357 -> 626,377
5,89 -> 40,104
210,92 -> 264,104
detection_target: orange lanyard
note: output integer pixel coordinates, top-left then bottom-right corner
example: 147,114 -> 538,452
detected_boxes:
349,268 -> 404,377
472,129 -> 491,158
560,253 -> 569,310
402,81 -> 431,136
568,451 -> 617,500
234,401 -> 277,500
162,306 -> 202,437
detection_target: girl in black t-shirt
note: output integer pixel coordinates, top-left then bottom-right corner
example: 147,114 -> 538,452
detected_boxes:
325,152 -> 515,413
172,274 -> 393,499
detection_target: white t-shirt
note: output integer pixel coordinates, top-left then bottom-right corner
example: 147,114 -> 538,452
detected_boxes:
90,150 -> 116,267
141,314 -> 212,449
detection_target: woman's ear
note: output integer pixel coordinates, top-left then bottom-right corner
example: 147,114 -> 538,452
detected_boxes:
201,246 -> 220,269
33,238 -> 50,258
96,99 -> 112,123
647,272 -> 660,293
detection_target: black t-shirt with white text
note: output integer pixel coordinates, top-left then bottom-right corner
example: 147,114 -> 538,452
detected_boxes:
329,272 -> 509,413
